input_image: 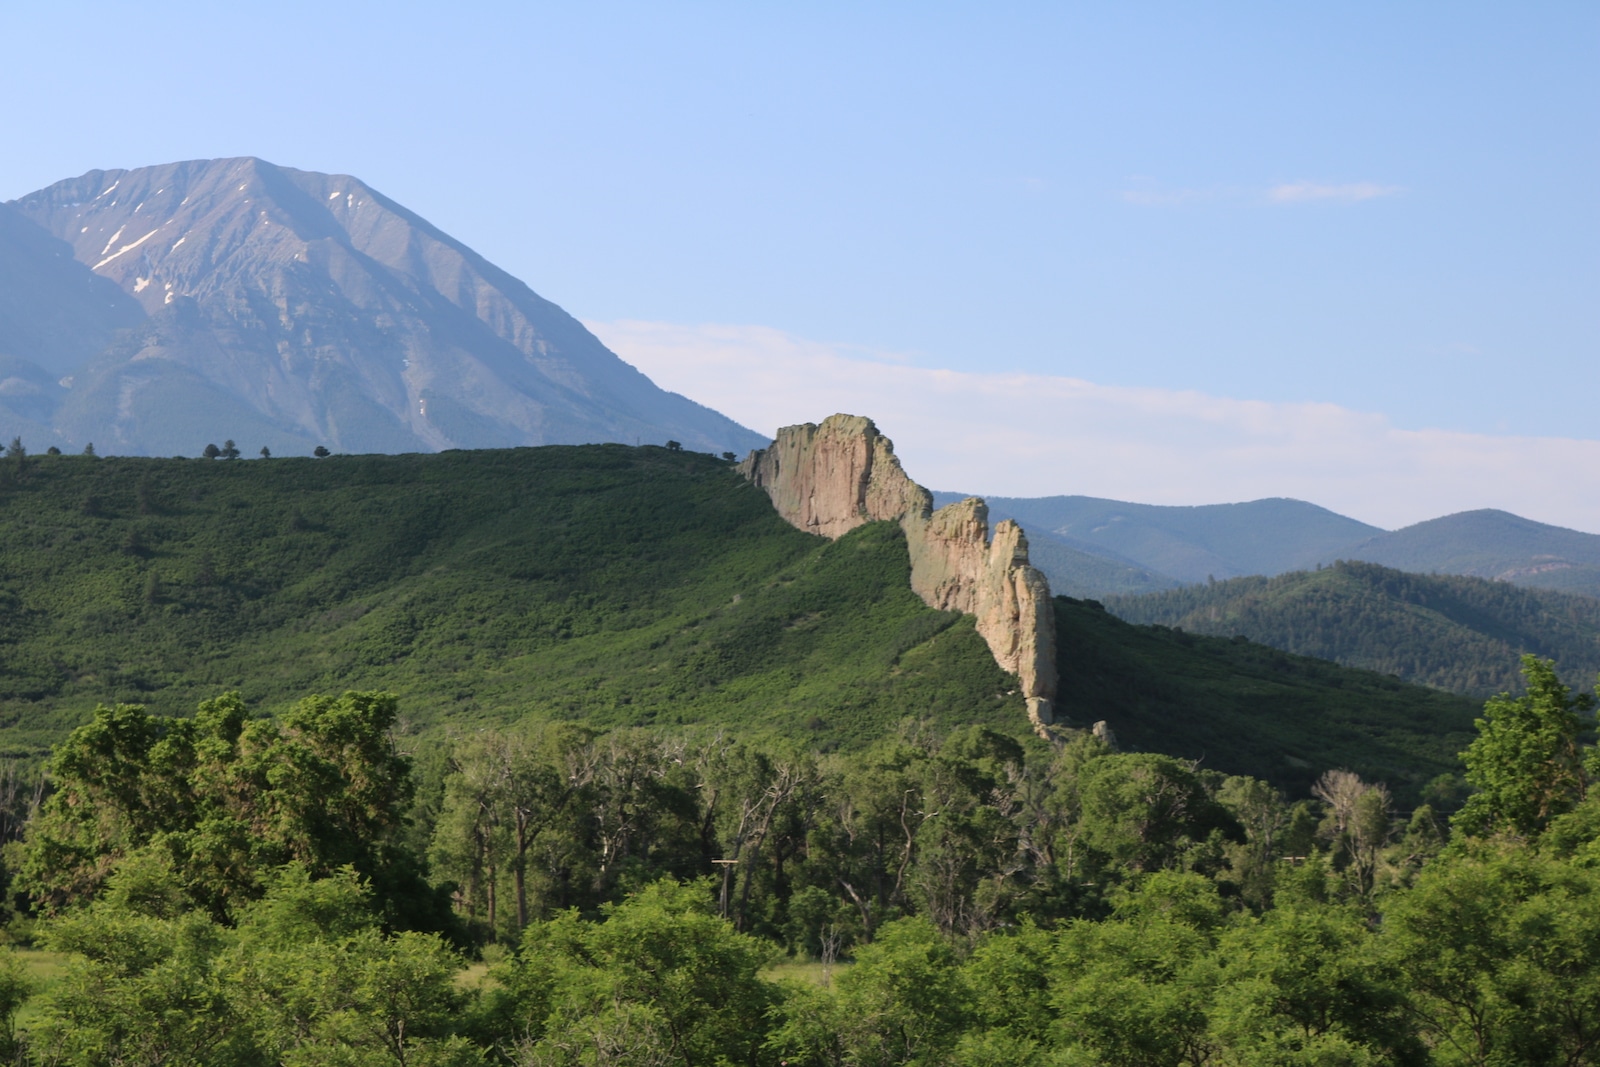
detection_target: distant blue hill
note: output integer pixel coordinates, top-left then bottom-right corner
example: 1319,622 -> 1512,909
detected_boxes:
1319,509 -> 1600,600
932,492 -> 1379,594
936,492 -> 1600,601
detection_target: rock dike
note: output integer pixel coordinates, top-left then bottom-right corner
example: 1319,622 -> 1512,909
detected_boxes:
739,414 -> 1058,730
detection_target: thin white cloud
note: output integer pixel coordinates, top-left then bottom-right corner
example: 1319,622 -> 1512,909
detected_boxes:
1268,181 -> 1402,203
590,319 -> 1600,534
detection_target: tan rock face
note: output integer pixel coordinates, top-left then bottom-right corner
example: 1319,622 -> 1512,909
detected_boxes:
740,414 -> 1058,727
738,415 -> 932,537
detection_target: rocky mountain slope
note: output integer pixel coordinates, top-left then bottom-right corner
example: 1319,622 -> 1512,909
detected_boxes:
1,158 -> 765,457
0,202 -> 143,438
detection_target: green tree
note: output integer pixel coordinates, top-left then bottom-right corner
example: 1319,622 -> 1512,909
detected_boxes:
4,437 -> 25,482
1215,775 -> 1288,909
16,692 -> 446,929
225,866 -> 482,1066
31,861 -> 482,1067
1312,769 -> 1395,898
1078,753 -> 1236,873
803,740 -> 931,941
907,727 -> 1024,937
30,856 -> 259,1067
503,879 -> 775,1067
1049,874 -> 1223,1067
1209,902 -> 1420,1063
1454,656 -> 1591,838
1382,844 -> 1600,1067
699,738 -> 820,937
960,920 -> 1056,1054
771,916 -> 969,1067
0,948 -> 36,1061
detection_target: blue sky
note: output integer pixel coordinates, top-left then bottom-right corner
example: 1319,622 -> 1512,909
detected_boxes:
4,2 -> 1596,526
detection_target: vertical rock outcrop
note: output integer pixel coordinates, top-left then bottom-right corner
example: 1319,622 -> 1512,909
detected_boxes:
740,414 -> 1058,728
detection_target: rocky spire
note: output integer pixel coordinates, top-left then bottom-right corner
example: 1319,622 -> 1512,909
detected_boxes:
740,414 -> 1058,730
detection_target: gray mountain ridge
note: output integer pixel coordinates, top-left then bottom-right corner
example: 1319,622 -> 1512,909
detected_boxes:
935,492 -> 1600,601
0,157 -> 767,457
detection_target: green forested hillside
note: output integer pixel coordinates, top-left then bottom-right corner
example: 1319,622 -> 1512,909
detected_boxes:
0,446 -> 1478,795
0,446 -> 1018,756
0,446 -> 1570,1066
1107,560 -> 1600,698
1054,596 -> 1478,800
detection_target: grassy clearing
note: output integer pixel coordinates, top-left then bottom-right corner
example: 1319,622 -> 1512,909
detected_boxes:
762,959 -> 850,987
12,948 -> 68,1028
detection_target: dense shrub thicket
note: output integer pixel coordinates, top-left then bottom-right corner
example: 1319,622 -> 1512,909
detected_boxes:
0,657 -> 1592,1064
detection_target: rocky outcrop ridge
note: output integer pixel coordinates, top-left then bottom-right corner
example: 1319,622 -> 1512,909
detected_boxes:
740,414 -> 1057,728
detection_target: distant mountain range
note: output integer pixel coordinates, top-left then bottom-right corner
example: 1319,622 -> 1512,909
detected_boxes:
934,492 -> 1600,602
1329,510 -> 1600,600
0,158 -> 765,457
1105,560 -> 1600,698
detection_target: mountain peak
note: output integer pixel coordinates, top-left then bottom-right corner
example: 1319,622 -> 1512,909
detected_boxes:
3,158 -> 765,457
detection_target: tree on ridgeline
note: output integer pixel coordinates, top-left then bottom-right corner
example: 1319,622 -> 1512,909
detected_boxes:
4,437 -> 24,481
1454,655 -> 1592,839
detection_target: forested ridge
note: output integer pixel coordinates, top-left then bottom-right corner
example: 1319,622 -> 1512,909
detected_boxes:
0,441 -> 1569,1064
1108,560 -> 1600,698
0,659 -> 1592,1064
0,442 -> 1022,755
0,443 -> 1479,793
